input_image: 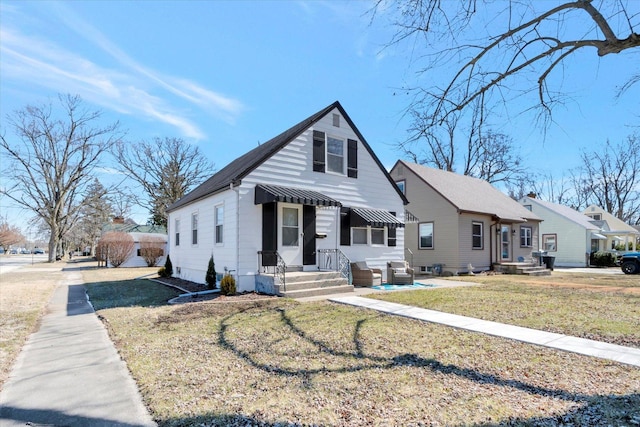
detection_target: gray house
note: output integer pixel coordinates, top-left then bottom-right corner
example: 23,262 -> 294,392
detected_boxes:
390,161 -> 542,275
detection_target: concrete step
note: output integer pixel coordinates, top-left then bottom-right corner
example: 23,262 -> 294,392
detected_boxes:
275,278 -> 348,293
281,284 -> 354,299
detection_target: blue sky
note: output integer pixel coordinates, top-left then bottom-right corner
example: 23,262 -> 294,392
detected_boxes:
1,0 -> 638,230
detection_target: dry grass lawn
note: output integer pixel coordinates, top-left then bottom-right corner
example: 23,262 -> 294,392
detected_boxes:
80,267 -> 640,427
0,262 -> 62,384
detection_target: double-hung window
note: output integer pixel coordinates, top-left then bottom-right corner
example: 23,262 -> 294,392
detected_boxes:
520,226 -> 532,247
215,205 -> 224,244
175,219 -> 180,246
472,222 -> 483,249
326,136 -> 344,174
191,213 -> 198,245
419,222 -> 434,249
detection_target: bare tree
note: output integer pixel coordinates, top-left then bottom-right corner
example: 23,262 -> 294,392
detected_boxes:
96,231 -> 134,268
113,137 -> 214,228
374,1 -> 640,129
406,102 -> 525,185
0,220 -> 24,253
578,135 -> 640,223
0,95 -> 122,262
139,235 -> 165,267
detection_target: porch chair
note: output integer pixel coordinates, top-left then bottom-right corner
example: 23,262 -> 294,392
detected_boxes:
350,261 -> 383,287
387,261 -> 415,285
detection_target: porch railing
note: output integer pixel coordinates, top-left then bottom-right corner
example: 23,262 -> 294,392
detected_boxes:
318,249 -> 351,283
257,251 -> 286,292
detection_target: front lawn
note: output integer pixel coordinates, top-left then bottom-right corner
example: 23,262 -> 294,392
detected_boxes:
371,274 -> 640,348
81,269 -> 640,427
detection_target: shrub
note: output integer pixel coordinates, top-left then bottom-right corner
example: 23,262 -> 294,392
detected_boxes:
139,236 -> 166,267
220,274 -> 236,296
591,251 -> 616,267
205,255 -> 216,290
163,254 -> 173,277
158,267 -> 168,278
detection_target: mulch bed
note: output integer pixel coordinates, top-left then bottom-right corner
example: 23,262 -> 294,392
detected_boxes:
152,276 -> 278,304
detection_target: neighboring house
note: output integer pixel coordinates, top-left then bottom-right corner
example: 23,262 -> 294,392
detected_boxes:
166,101 -> 408,294
102,222 -> 168,268
519,196 -> 606,267
389,161 -> 542,275
582,205 -> 638,252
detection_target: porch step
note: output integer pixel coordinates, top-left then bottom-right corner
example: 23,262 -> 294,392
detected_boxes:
518,266 -> 552,276
275,271 -> 353,298
494,262 -> 552,276
280,284 -> 355,299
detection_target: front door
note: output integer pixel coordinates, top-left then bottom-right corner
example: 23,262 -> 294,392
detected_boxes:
278,203 -> 302,266
501,225 -> 511,261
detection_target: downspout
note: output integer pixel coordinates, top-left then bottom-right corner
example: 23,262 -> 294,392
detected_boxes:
231,182 -> 240,284
490,221 -> 498,270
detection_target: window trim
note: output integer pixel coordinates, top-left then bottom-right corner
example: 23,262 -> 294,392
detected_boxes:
191,212 -> 198,246
174,218 -> 180,247
520,226 -> 532,248
396,180 -> 406,195
472,221 -> 484,250
542,233 -> 557,252
418,222 -> 434,250
326,134 -> 345,175
214,204 -> 224,245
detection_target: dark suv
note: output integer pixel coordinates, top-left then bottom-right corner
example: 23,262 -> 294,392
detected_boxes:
620,252 -> 640,274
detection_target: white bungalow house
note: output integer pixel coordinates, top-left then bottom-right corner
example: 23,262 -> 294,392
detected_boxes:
389,161 -> 544,275
166,101 -> 408,297
582,205 -> 638,252
519,196 -> 607,267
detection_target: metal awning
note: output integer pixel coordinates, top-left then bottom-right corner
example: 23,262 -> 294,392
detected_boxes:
592,233 -> 607,240
254,184 -> 341,207
351,207 -> 405,228
405,209 -> 420,223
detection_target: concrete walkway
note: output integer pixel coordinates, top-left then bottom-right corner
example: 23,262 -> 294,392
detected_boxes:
330,295 -> 640,368
0,270 -> 156,426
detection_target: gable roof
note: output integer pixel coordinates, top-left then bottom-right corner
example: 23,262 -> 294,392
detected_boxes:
395,160 -> 540,222
522,197 -> 599,230
583,205 -> 640,233
168,101 -> 407,212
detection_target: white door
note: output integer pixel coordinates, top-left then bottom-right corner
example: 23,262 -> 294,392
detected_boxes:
278,203 -> 303,266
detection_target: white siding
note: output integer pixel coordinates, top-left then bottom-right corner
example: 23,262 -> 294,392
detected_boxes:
531,203 -> 591,267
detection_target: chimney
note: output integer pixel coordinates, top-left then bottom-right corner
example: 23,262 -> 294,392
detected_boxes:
113,216 -> 125,224
527,192 -> 536,199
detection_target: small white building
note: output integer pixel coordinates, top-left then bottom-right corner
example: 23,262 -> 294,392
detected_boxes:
166,101 -> 408,294
101,223 -> 168,268
519,197 -> 605,267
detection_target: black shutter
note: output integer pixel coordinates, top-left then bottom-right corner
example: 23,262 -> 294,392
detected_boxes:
387,212 -> 397,247
303,205 -> 316,265
261,202 -> 277,266
313,130 -> 325,173
347,139 -> 358,178
340,207 -> 351,246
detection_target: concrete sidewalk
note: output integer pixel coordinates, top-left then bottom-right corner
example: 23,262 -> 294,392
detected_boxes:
0,270 -> 156,426
330,296 -> 640,368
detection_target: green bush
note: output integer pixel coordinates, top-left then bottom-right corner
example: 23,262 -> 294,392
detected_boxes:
592,251 -> 616,267
206,255 -> 216,290
160,254 -> 173,277
220,274 -> 236,296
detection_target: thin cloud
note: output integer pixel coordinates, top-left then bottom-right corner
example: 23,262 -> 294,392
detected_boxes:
0,3 -> 244,139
